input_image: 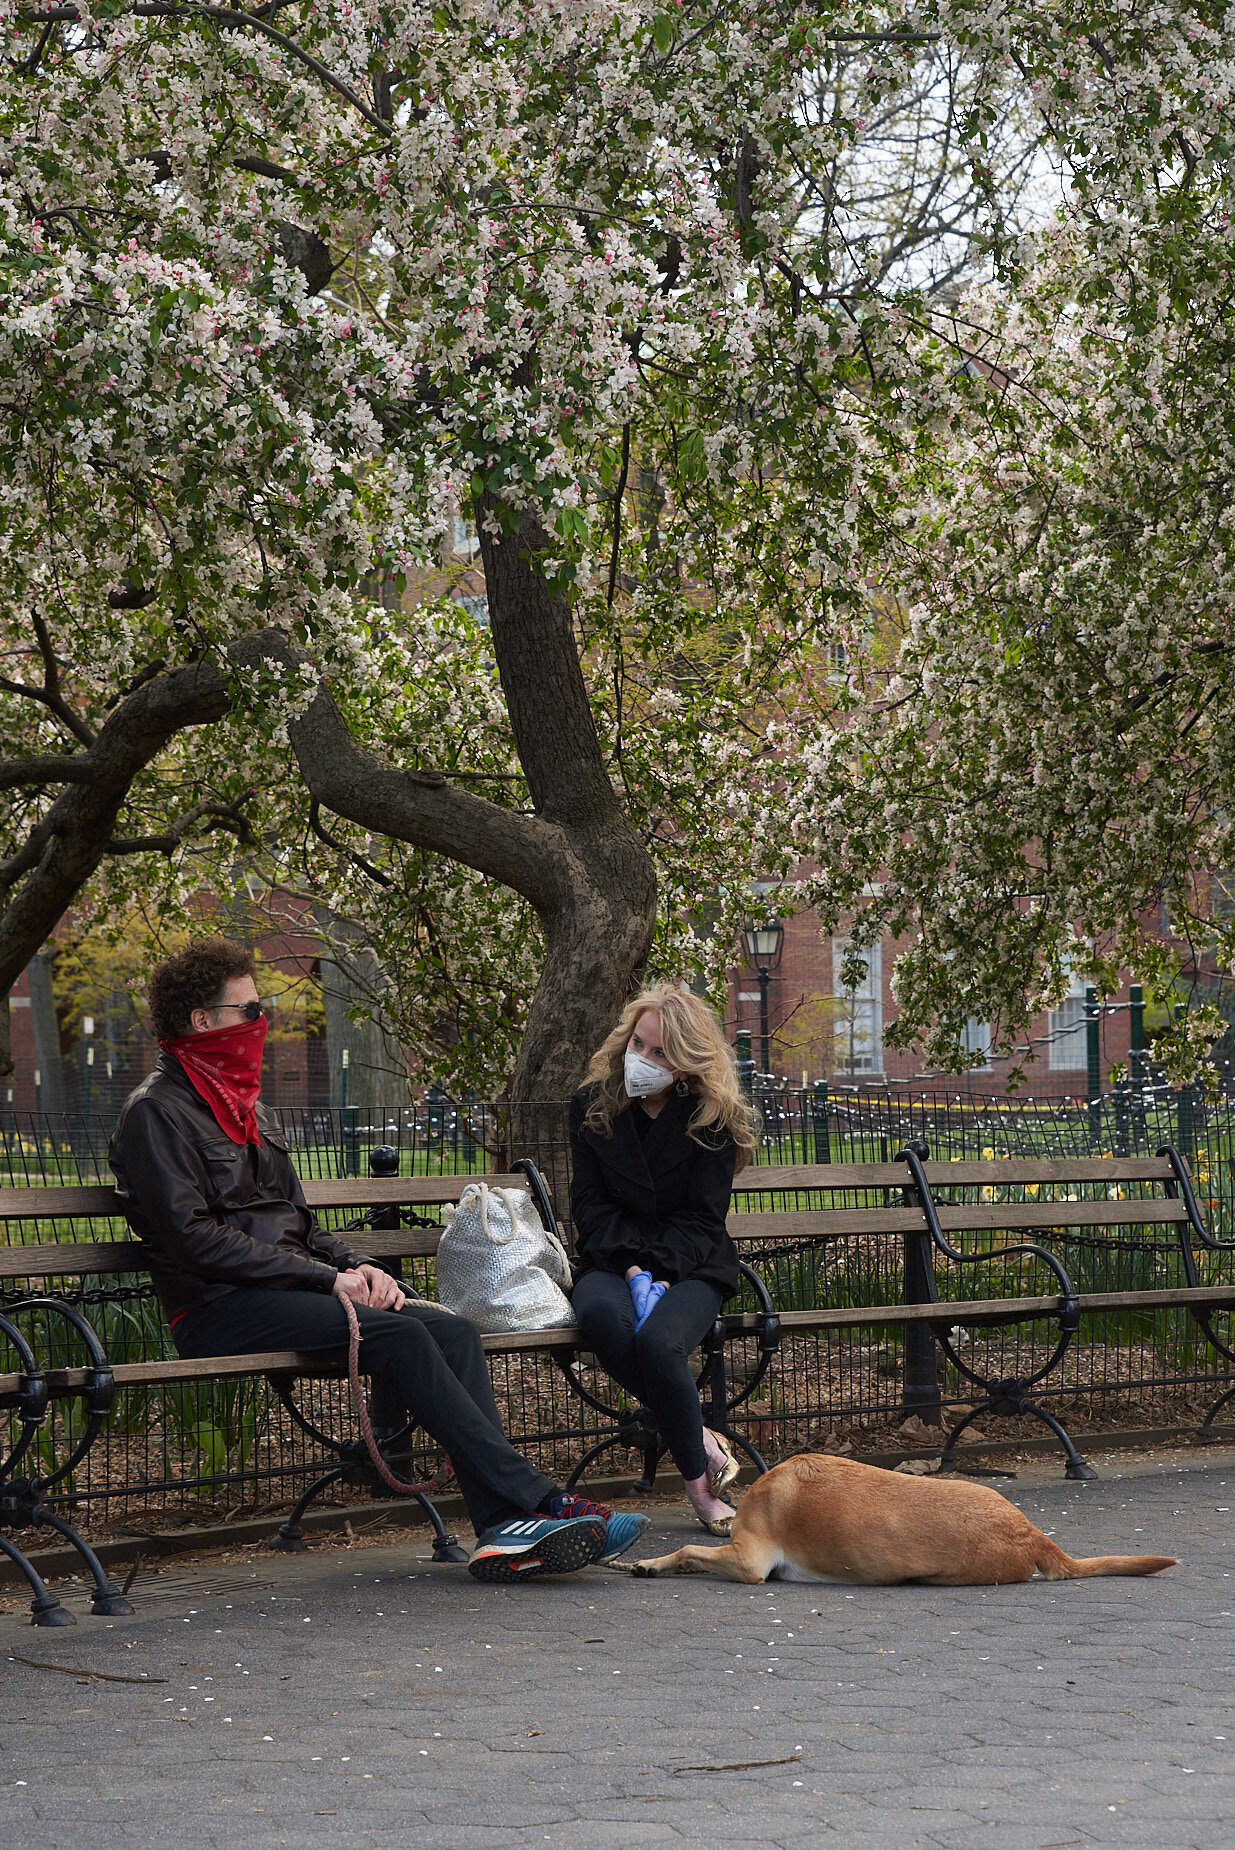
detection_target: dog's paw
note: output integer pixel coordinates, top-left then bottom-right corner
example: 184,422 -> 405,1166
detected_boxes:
630,1560 -> 660,1578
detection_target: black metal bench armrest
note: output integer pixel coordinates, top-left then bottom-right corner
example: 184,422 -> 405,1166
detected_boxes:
510,1157 -> 560,1238
898,1143 -> 1080,1333
1,1295 -> 115,1491
725,1259 -> 781,1410
0,1308 -> 47,1481
1159,1145 -> 1235,1259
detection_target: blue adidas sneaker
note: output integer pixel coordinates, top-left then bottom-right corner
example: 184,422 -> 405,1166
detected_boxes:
468,1513 -> 606,1582
549,1492 -> 651,1563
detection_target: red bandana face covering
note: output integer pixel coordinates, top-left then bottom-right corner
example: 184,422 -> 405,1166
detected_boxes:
161,1015 -> 268,1146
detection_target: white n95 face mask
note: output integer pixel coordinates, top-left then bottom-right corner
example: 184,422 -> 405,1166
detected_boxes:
624,1049 -> 675,1098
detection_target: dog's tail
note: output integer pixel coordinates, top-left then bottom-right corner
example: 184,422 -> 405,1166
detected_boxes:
1035,1538 -> 1176,1579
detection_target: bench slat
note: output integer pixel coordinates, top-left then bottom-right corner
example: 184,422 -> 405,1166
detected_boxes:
732,1163 -> 919,1193
0,1240 -> 143,1279
730,1157 -> 1182,1194
729,1207 -> 926,1239
0,1191 -> 1199,1285
0,1173 -> 526,1224
0,1185 -> 123,1220
9,1286 -> 1235,1404
933,1198 -> 1189,1233
918,1157 -> 1178,1186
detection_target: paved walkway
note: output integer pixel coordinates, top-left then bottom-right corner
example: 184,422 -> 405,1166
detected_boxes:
3,1445 -> 1235,1848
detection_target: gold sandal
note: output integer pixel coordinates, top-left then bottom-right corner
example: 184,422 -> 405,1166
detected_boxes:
696,1509 -> 735,1537
704,1427 -> 741,1499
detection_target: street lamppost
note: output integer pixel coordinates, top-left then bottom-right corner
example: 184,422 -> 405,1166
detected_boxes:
742,920 -> 784,1076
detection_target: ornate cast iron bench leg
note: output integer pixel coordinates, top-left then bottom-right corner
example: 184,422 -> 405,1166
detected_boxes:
0,1531 -> 72,1626
0,1301 -> 135,1623
938,1380 -> 1097,1482
1157,1147 -> 1235,1436
559,1261 -> 779,1492
267,1377 -> 466,1559
899,1145 -> 1095,1484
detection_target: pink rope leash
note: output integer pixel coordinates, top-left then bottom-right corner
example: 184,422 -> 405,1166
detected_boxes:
338,1291 -> 451,1499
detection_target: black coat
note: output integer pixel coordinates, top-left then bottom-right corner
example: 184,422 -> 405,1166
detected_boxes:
109,1055 -> 369,1323
568,1086 -> 741,1298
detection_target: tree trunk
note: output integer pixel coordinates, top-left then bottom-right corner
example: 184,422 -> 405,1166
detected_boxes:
475,494 -> 657,1101
241,493 -> 658,1108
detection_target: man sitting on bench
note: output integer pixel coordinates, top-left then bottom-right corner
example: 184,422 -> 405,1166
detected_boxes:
109,937 -> 648,1580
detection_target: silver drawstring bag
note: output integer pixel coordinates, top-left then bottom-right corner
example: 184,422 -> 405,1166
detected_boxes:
436,1182 -> 576,1333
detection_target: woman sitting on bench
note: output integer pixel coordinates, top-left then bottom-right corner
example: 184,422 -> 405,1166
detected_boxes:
569,984 -> 758,1534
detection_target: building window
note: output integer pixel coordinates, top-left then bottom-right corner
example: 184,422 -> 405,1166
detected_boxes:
832,938 -> 882,1075
1212,870 -> 1235,923
1049,974 -> 1088,1070
451,590 -> 489,625
961,1017 -> 991,1065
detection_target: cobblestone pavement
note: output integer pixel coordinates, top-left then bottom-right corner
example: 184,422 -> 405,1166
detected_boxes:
3,1445 -> 1235,1849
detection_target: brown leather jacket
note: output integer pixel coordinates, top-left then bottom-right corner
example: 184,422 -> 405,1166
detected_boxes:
108,1055 -> 369,1323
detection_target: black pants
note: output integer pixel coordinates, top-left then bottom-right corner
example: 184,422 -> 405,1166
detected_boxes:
571,1270 -> 723,1481
174,1289 -> 556,1536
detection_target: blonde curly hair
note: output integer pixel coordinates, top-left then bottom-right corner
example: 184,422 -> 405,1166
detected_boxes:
582,982 -> 757,1167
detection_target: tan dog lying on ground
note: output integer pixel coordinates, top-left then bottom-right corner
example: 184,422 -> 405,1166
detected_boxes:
631,1454 -> 1176,1586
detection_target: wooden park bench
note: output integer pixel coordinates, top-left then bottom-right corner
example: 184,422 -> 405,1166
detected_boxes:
724,1141 -> 1235,1478
4,1140 -> 1235,1623
0,1157 -> 781,1624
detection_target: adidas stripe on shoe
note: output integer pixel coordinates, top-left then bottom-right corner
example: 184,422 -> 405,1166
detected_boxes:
467,1514 -> 607,1583
547,1493 -> 650,1563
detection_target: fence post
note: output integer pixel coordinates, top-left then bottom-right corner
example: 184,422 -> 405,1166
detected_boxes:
342,1107 -> 360,1177
1129,984 -> 1145,1085
1113,1079 -> 1130,1158
902,1261 -> 942,1422
1085,987 -> 1102,1150
810,1081 -> 831,1164
736,1030 -> 754,1103
1128,984 -> 1147,1148
1177,1083 -> 1196,1168
901,1149 -> 942,1426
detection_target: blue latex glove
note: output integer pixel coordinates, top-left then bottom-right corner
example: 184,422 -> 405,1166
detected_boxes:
628,1269 -> 668,1331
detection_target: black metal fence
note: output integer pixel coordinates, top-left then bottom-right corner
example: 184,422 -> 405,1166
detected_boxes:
4,1082 -> 1234,1533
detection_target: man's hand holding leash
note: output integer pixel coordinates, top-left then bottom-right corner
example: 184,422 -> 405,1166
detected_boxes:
332,1265 -> 405,1311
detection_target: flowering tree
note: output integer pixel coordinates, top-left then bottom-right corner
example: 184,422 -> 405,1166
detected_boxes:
4,1 -> 1231,1096
786,4 -> 1235,1085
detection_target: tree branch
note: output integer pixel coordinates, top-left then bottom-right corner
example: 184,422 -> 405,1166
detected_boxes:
30,610 -> 95,746
308,797 -> 394,889
474,492 -> 625,829
0,754 -> 96,791
228,629 -> 563,908
0,657 -> 231,1033
607,421 -> 631,609
18,6 -> 391,136
106,791 -> 254,855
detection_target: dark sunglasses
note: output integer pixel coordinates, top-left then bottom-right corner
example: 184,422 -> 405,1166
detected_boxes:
211,1001 -> 265,1023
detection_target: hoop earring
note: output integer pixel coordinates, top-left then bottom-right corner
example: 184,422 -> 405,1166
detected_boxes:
675,1077 -> 690,1097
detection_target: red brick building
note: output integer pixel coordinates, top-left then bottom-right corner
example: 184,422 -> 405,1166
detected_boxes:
726,907 -> 1137,1100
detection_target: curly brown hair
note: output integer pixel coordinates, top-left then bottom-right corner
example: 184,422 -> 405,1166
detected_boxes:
148,938 -> 256,1042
